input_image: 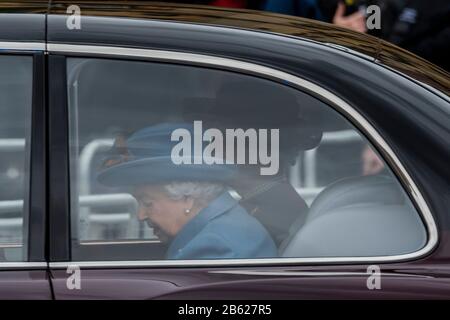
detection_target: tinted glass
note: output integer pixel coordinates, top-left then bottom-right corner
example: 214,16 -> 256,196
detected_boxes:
68,57 -> 427,261
0,55 -> 32,262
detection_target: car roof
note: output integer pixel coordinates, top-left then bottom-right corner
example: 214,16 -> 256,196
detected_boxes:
1,0 -> 449,94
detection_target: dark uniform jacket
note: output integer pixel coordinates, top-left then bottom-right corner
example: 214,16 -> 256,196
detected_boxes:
387,0 -> 450,72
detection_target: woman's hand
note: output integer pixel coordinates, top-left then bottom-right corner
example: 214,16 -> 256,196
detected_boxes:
333,2 -> 367,33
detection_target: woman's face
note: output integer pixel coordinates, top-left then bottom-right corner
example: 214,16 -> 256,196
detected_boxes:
133,185 -> 194,237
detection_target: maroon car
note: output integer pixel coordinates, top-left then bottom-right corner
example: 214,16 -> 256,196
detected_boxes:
0,1 -> 449,300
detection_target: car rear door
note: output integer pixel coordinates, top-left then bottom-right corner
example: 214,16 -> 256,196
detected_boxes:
46,47 -> 442,299
45,13 -> 447,300
0,13 -> 51,299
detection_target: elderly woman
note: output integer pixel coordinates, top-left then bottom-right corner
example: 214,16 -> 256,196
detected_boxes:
98,123 -> 277,260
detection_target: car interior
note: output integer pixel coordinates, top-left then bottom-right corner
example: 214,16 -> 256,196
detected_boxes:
0,56 -> 32,262
0,56 -> 428,262
66,57 -> 428,260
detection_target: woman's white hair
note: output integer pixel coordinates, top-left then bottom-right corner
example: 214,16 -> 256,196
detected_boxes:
163,181 -> 224,205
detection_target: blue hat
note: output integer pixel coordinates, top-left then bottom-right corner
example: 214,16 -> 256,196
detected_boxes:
97,123 -> 237,187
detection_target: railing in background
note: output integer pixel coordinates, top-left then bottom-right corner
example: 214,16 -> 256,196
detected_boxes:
0,130 -> 362,240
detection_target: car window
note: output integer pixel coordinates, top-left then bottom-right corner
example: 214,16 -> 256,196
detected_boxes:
0,55 -> 32,262
67,57 -> 427,261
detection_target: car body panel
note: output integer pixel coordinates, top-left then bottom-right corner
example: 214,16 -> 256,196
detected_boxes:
0,1 -> 47,42
0,270 -> 52,300
48,0 -> 449,94
0,13 -> 46,43
0,14 -> 50,297
45,15 -> 450,298
49,263 -> 450,299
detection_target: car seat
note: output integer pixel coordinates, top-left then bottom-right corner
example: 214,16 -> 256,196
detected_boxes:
280,174 -> 427,257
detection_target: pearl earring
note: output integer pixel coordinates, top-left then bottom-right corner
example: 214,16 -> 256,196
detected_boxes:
185,208 -> 191,214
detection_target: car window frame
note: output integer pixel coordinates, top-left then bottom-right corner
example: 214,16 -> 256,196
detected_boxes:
0,42 -> 47,270
47,43 -> 438,268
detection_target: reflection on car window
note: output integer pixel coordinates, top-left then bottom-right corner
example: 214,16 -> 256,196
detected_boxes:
0,55 -> 32,262
68,57 -> 427,261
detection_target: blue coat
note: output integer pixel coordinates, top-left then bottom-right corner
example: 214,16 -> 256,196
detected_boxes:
167,192 -> 277,260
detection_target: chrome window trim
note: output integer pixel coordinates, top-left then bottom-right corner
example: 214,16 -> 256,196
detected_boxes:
45,43 -> 438,268
0,42 -> 45,51
0,244 -> 22,248
0,262 -> 47,270
208,270 -> 432,278
79,240 -> 161,246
